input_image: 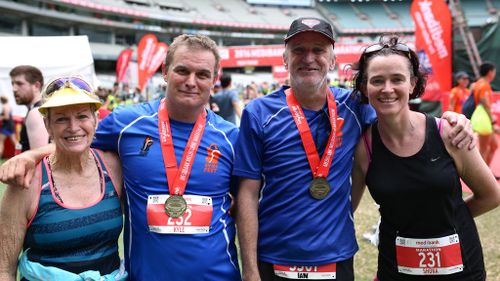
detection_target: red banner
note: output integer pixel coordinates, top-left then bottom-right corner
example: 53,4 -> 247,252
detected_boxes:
116,48 -> 133,82
272,65 -> 288,83
334,43 -> 368,79
411,0 -> 452,101
218,43 -> 386,80
146,42 -> 168,81
137,34 -> 158,91
219,45 -> 285,68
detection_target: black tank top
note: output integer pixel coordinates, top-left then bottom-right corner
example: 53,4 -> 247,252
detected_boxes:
366,115 -> 486,281
20,100 -> 42,152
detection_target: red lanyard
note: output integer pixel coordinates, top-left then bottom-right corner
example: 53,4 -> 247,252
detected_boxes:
286,88 -> 337,178
157,98 -> 207,195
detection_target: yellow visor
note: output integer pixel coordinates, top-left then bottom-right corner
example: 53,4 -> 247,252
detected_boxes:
38,87 -> 102,116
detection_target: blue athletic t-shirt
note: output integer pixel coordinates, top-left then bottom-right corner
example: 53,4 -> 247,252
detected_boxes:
234,85 -> 375,265
93,100 -> 241,281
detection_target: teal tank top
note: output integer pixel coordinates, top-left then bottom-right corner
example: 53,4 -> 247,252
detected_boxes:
23,149 -> 123,275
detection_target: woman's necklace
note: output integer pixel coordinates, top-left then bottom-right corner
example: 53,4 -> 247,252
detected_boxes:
47,152 -> 103,204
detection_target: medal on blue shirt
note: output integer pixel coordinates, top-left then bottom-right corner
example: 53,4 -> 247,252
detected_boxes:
158,98 -> 207,217
164,195 -> 188,218
286,88 -> 338,200
309,177 -> 330,200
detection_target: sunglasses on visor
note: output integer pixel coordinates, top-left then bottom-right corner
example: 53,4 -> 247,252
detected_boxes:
363,43 -> 412,59
44,77 -> 93,96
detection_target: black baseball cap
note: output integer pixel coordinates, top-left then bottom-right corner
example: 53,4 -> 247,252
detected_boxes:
284,17 -> 335,45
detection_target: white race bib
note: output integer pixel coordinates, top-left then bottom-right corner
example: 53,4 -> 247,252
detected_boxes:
273,263 -> 336,279
396,234 -> 464,275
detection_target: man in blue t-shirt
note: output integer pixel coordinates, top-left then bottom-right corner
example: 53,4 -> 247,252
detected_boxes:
234,17 -> 475,281
0,34 -> 241,281
211,74 -> 242,125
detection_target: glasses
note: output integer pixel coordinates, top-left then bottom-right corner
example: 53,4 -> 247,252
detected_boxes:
44,77 -> 93,96
363,43 -> 411,59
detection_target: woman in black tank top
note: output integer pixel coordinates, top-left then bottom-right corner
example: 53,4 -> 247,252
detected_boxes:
350,35 -> 500,281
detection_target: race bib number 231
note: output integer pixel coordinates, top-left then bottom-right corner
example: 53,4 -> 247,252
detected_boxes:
396,234 -> 464,275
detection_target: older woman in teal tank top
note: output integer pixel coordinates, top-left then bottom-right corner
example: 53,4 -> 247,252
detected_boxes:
0,77 -> 127,281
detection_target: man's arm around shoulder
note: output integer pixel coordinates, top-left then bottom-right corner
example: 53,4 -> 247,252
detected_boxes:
0,144 -> 55,188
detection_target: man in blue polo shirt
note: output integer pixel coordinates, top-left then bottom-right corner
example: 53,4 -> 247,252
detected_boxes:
234,17 -> 475,281
0,34 -> 241,281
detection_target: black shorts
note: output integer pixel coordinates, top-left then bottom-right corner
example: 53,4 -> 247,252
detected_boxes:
258,258 -> 354,281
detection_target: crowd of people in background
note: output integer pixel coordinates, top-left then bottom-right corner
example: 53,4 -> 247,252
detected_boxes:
449,62 -> 499,178
0,96 -> 17,157
92,75 -> 355,128
0,16 -> 498,281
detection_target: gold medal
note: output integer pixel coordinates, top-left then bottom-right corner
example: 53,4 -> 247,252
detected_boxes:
164,195 -> 187,218
309,177 -> 330,200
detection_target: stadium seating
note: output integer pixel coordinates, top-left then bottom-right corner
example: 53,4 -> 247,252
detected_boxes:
460,0 -> 497,27
0,0 -> 492,62
385,2 -> 414,28
354,2 -> 400,29
324,3 -> 372,30
319,1 -> 413,33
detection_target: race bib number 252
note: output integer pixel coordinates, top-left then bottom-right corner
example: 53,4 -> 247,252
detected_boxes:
146,194 -> 213,234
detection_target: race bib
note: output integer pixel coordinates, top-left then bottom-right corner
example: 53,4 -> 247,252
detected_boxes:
273,263 -> 336,279
396,234 -> 463,275
147,194 -> 213,234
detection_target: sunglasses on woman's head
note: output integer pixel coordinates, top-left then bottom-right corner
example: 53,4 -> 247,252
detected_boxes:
45,77 -> 93,96
363,43 -> 411,59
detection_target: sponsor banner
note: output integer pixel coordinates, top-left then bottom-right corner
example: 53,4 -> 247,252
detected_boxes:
137,34 -> 158,91
411,0 -> 452,101
272,65 -> 288,83
219,45 -> 285,68
218,43 -> 369,69
116,48 -> 133,83
218,43 -> 415,79
146,42 -> 168,83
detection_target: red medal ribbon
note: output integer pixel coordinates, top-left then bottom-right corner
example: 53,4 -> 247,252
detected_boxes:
286,88 -> 337,179
158,98 -> 207,195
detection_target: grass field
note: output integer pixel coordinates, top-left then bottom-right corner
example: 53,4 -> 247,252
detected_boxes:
1,183 -> 498,280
